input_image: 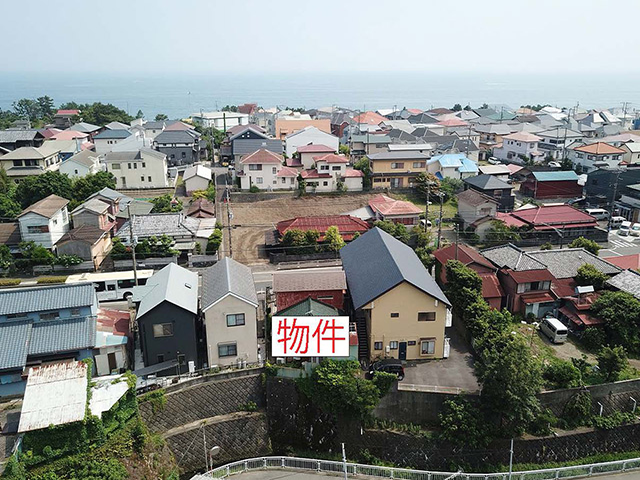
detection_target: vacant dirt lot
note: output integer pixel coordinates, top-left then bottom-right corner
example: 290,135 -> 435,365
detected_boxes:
227,193 -> 382,265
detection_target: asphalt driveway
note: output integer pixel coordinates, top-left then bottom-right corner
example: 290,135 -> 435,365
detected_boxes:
402,328 -> 480,393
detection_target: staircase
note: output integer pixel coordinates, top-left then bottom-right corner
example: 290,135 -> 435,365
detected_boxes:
355,311 -> 369,362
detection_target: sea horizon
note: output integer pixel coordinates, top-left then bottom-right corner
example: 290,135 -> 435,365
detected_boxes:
1,71 -> 639,120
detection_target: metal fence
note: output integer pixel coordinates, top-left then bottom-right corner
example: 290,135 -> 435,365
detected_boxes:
196,456 -> 640,480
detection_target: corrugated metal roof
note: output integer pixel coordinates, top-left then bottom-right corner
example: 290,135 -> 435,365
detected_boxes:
234,139 -> 283,156
202,257 -> 258,310
532,171 -> 579,182
29,316 -> 97,355
0,283 -> 96,316
137,263 -> 199,318
273,270 -> 346,293
93,129 -> 131,140
0,321 -> 31,371
278,298 -> 340,316
340,227 -> 450,309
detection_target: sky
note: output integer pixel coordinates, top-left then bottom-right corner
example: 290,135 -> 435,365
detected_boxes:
3,0 -> 640,75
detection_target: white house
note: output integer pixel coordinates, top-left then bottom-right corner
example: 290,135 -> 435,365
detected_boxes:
0,145 -> 62,180
301,153 -> 363,192
296,144 -> 336,169
493,132 -> 544,162
59,150 -> 102,178
17,194 -> 70,249
238,148 -> 295,190
427,153 -> 478,180
201,258 -> 259,368
104,148 -> 170,189
285,126 -> 340,158
620,142 -> 640,165
568,142 -> 626,173
191,111 -> 249,131
93,129 -> 133,154
183,164 -> 212,194
142,121 -> 166,141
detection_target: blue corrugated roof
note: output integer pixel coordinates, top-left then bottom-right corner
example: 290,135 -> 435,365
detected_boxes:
0,321 -> 31,371
29,317 -> 96,355
429,153 -> 466,168
340,227 -> 450,310
532,171 -> 579,182
459,158 -> 479,173
0,283 -> 96,316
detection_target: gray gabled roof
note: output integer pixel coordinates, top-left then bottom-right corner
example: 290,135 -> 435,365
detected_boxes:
0,129 -> 43,144
69,122 -> 101,133
527,248 -> 620,279
29,316 -> 96,355
481,244 -> 546,271
117,213 -> 200,239
0,283 -> 96,316
233,139 -> 283,156
137,263 -> 199,318
607,269 -> 640,300
0,321 -> 31,371
93,129 -> 132,140
340,227 -> 450,309
202,257 -> 258,310
464,174 -> 513,191
154,130 -> 198,145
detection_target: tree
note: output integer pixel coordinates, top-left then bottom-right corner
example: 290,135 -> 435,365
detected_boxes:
221,105 -> 238,112
12,98 -> 41,121
568,236 -> 600,255
540,242 -> 553,250
0,244 -> 12,269
373,220 -> 409,243
296,174 -> 307,195
206,228 -> 223,255
445,260 -> 484,323
451,103 -> 462,112
592,291 -> 640,353
19,241 -> 55,265
155,113 -> 169,121
575,264 -> 609,290
485,220 -> 521,244
560,157 -> 573,171
0,194 -> 21,219
79,102 -> 133,125
0,166 -> 13,195
543,359 -> 581,389
439,177 -> 463,202
439,398 -> 488,448
135,109 -> 144,119
597,345 -> 628,382
477,333 -> 542,436
150,194 -> 182,213
110,237 -> 130,259
37,96 -> 55,118
414,172 -> 440,201
339,144 -> 350,156
353,157 -> 372,189
324,226 -> 345,252
14,171 -> 73,208
415,246 -> 435,273
71,172 -> 116,202
412,226 -> 433,248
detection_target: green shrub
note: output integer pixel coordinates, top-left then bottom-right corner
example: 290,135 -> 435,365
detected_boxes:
36,276 -> 68,284
543,359 -> 581,389
241,401 -> 258,412
0,278 -> 21,287
562,390 -> 593,428
249,185 -> 260,193
592,411 -> 636,430
528,408 -> 557,437
582,327 -> 606,351
372,371 -> 397,396
439,398 -> 489,448
139,389 -> 167,414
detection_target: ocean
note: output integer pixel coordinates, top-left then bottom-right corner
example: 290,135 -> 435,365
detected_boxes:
1,72 -> 639,120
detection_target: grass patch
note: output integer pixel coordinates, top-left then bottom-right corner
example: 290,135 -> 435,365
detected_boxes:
0,278 -> 21,287
36,276 -> 68,284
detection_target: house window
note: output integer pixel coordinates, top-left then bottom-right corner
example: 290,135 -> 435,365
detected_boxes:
181,152 -> 186,159
148,176 -> 152,182
374,341 -> 383,350
272,167 -> 277,174
226,313 -> 245,327
74,169 -> 78,174
421,339 -> 436,355
71,308 -> 81,316
112,163 -> 121,169
281,177 -> 286,184
390,312 -> 399,318
12,160 -> 22,167
317,296 -> 333,301
332,166 -> 341,171
273,179 -> 277,184
142,162 -> 146,168
218,343 -> 238,357
391,162 -> 404,169
389,341 -> 399,349
418,312 -> 436,322
128,163 -> 132,169
248,164 -> 262,171
408,340 -> 417,346
412,162 -> 425,168
40,311 -> 60,321
320,165 -> 329,171
141,176 -> 145,182
256,177 -> 263,184
27,225 -> 49,233
153,323 -> 174,337
323,181 -> 328,186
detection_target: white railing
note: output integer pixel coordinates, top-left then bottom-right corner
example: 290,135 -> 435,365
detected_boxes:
194,456 -> 640,480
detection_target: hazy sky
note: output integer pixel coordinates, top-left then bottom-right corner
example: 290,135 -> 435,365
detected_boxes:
3,0 -> 639,74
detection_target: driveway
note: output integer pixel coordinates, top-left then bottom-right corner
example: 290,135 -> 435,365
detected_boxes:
402,329 -> 480,393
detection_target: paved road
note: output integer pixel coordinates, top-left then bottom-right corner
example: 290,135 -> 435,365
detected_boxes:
600,229 -> 640,258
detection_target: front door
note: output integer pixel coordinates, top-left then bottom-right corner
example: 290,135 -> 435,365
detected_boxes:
399,342 -> 407,361
108,352 -> 117,372
443,337 -> 451,358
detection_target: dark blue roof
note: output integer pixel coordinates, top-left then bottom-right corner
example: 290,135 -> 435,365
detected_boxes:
93,129 -> 132,140
340,227 -> 450,309
0,283 -> 96,316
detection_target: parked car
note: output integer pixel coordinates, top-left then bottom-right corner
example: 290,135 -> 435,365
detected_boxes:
631,223 -> 640,237
619,221 -> 632,236
368,359 -> 405,381
610,216 -> 626,229
548,161 -> 561,168
487,157 -> 501,165
540,317 -> 568,344
585,208 -> 610,221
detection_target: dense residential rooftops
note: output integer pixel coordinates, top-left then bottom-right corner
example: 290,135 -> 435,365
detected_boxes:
368,151 -> 429,160
117,213 -> 199,238
154,130 -> 198,144
481,244 -> 547,271
137,263 -> 198,318
296,144 -> 335,153
526,249 -> 621,279
104,147 -> 166,162
353,111 -> 387,125
603,253 -> 640,270
573,142 -> 625,155
69,122 -> 101,133
72,197 -> 110,215
479,273 -> 505,299
1,146 -> 56,160
509,205 -> 597,230
0,282 -> 95,316
433,244 -> 495,271
313,153 -> 349,163
350,134 -> 391,144
18,194 -> 69,218
201,257 -> 258,310
502,132 -> 542,142
272,270 -> 347,293
186,198 -> 215,218
368,194 -> 422,216
66,149 -> 100,167
0,129 -> 44,144
340,227 -> 450,309
183,164 -> 212,181
50,130 -> 88,141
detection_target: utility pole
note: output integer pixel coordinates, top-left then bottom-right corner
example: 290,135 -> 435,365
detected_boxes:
622,101 -> 630,129
424,182 -> 430,232
455,225 -> 459,260
465,123 -> 472,157
508,438 -> 514,480
341,443 -> 348,480
607,169 -> 622,231
225,178 -> 233,258
437,193 -> 444,248
127,203 -> 138,286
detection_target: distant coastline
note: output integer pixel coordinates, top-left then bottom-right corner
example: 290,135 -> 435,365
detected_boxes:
1,71 -> 639,120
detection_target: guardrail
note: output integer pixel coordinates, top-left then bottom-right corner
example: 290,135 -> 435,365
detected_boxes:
195,456 -> 640,480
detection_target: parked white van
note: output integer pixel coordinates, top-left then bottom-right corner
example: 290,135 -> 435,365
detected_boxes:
619,221 -> 632,236
540,317 -> 568,344
631,223 -> 640,237
585,208 -> 609,220
610,216 -> 626,229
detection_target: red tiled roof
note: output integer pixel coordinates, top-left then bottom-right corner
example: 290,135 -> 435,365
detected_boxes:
368,194 -> 422,216
353,111 -> 387,125
434,244 -> 495,271
51,130 -> 88,141
238,103 -> 257,115
506,164 -> 524,175
97,308 -> 130,336
510,205 -> 597,228
603,254 -> 640,270
479,273 -> 504,299
342,168 -> 363,178
297,144 -> 335,153
56,109 -> 80,116
276,215 -> 370,241
574,142 -> 625,155
407,109 -> 423,115
285,157 -> 302,167
276,166 -> 299,177
438,118 -> 468,127
552,278 -> 577,299
240,148 -> 283,164
520,292 -> 555,304
39,128 -> 62,139
559,306 -> 604,327
313,153 -> 348,163
186,198 -> 215,218
507,269 -> 555,283
496,211 -> 528,228
301,169 -> 331,179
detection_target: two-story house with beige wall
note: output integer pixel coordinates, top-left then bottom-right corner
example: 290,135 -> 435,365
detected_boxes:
71,198 -> 116,233
238,148 -> 297,190
367,151 -> 429,188
17,194 -> 70,249
0,145 -> 62,181
202,257 -> 260,367
104,148 -> 170,189
340,227 -> 451,361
